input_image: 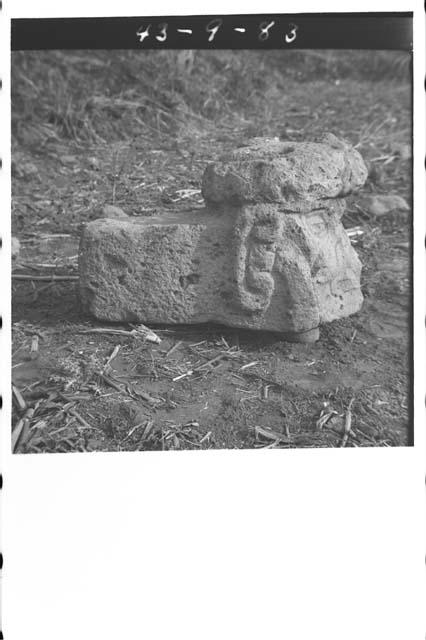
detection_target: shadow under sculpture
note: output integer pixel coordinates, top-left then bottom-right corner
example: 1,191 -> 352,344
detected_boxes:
79,133 -> 368,342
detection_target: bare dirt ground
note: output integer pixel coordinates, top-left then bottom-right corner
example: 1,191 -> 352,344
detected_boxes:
11,51 -> 412,453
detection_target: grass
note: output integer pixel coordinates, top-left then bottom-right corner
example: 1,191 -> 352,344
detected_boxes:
11,50 -> 411,148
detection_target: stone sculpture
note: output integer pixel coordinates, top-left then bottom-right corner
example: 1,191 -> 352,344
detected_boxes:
79,133 -> 368,342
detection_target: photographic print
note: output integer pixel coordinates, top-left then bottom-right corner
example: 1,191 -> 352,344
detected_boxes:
10,15 -> 413,454
3,7 -> 425,640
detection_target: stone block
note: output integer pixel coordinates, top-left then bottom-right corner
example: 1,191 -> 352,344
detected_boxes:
79,134 -> 367,341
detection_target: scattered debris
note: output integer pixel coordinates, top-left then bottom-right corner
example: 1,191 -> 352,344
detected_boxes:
12,274 -> 79,281
239,361 -> 259,371
165,340 -> 183,358
346,226 -> 364,244
102,345 -> 121,373
172,370 -> 193,382
12,236 -> 21,261
12,406 -> 35,452
340,398 -> 355,447
80,323 -> 161,344
254,425 -> 291,446
170,188 -> 201,202
316,406 -> 339,430
30,335 -> 39,359
12,384 -> 27,412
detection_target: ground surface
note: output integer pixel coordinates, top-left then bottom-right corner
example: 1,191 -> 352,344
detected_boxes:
11,51 -> 412,453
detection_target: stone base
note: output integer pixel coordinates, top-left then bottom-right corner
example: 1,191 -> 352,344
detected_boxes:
79,205 -> 363,341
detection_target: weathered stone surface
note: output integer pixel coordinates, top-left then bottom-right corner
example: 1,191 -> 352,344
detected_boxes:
79,134 -> 367,341
79,207 -> 362,339
202,133 -> 367,210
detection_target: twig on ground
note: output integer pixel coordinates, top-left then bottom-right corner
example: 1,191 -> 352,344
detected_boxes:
129,323 -> 162,344
165,340 -> 183,358
12,274 -> 78,281
122,420 -> 150,443
194,353 -> 226,372
30,335 -> 39,359
12,406 -> 35,452
67,408 -> 101,432
102,345 -> 121,373
199,431 -> 212,445
316,408 -> 338,430
81,324 -> 161,344
254,425 -> 291,444
98,371 -> 161,406
340,398 -> 355,447
12,384 -> 27,412
81,328 -> 135,337
239,361 -> 260,371
172,370 -> 193,382
220,336 -> 230,349
238,360 -> 259,371
98,372 -> 125,393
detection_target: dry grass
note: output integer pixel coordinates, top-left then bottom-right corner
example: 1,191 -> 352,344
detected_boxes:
12,50 -> 411,147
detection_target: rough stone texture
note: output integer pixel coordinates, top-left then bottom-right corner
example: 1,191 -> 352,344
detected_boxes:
202,133 -> 368,211
79,134 -> 367,341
